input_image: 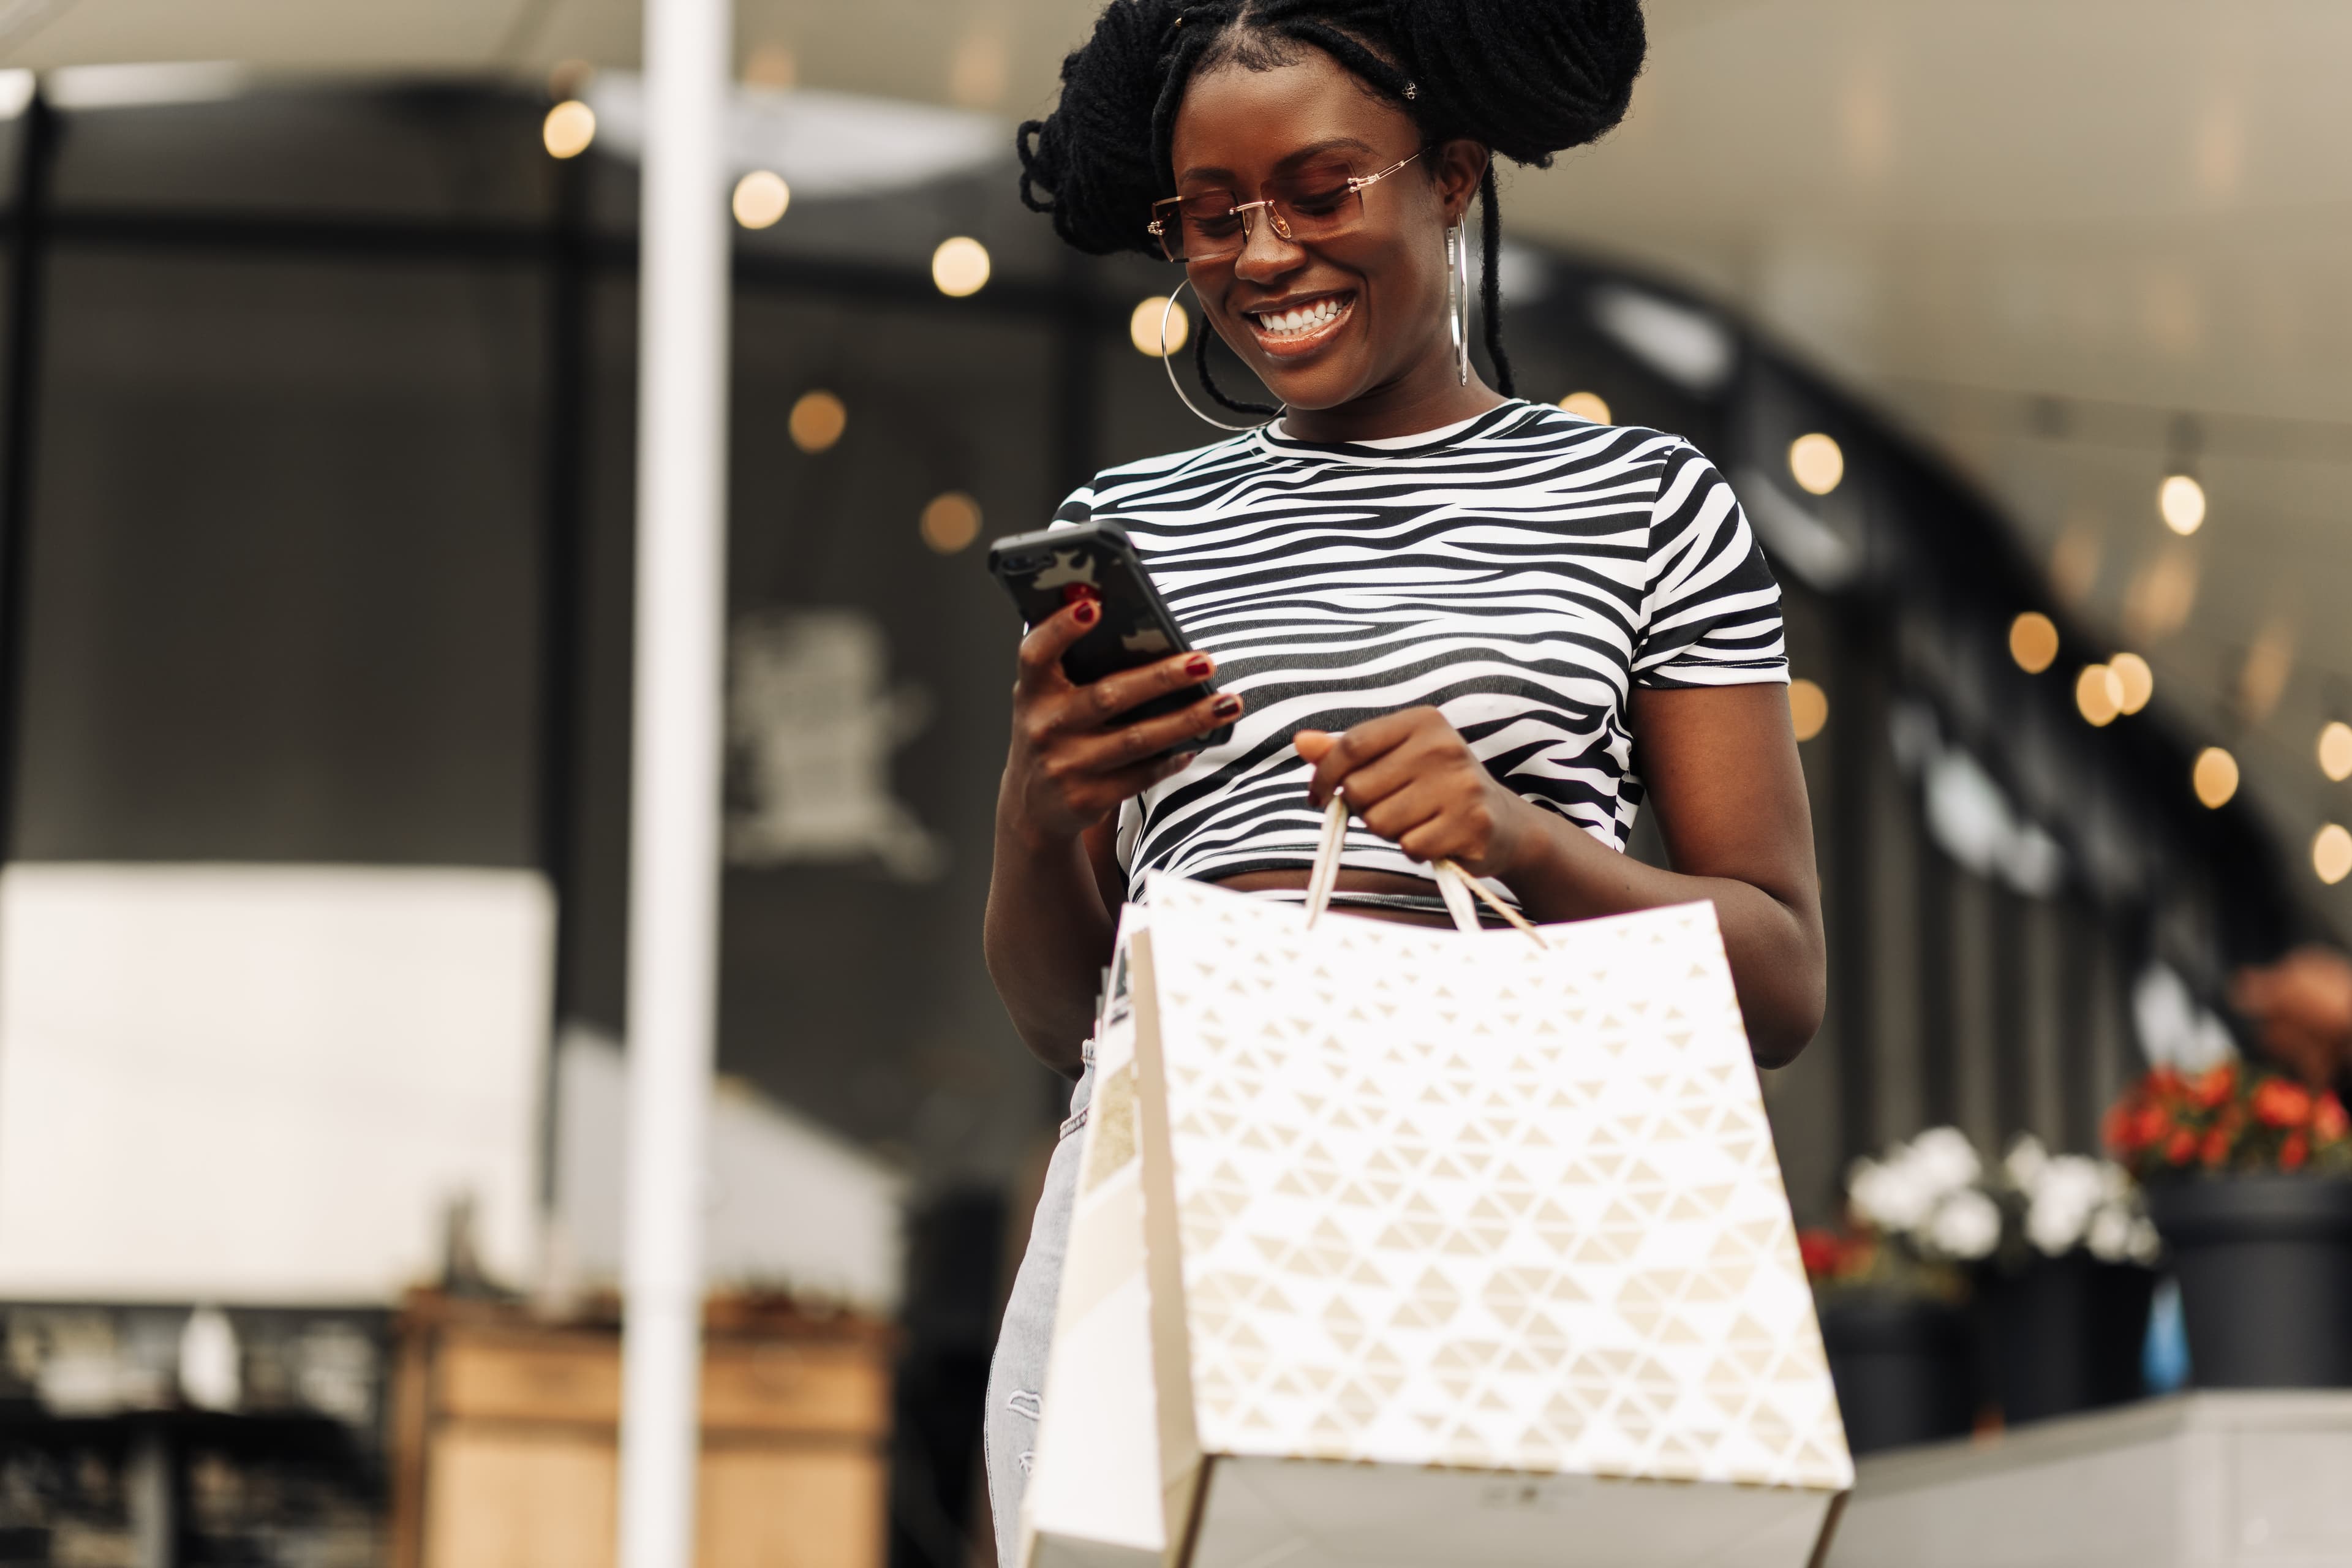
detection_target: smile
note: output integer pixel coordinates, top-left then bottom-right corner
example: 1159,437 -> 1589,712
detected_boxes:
1243,292 -> 1354,354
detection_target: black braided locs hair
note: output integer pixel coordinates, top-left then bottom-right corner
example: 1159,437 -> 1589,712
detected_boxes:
1016,0 -> 1646,410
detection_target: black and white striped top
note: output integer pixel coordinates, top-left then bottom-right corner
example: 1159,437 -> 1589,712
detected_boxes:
1057,400 -> 1785,907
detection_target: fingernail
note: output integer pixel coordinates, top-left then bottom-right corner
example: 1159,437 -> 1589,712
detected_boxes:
1214,694 -> 1242,717
1073,599 -> 1098,626
1185,654 -> 1214,679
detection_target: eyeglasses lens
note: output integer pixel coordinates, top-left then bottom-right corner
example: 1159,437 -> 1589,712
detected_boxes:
1158,164 -> 1366,263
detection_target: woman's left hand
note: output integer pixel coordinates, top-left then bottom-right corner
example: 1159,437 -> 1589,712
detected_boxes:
1294,708 -> 1539,879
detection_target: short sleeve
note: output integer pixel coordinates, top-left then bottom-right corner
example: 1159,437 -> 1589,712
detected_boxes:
1049,486 -> 1095,529
1631,441 -> 1788,688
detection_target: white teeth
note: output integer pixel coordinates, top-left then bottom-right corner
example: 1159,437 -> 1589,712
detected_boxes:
1253,296 -> 1345,337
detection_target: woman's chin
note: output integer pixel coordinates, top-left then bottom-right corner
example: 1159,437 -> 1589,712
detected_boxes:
1252,361 -> 1371,416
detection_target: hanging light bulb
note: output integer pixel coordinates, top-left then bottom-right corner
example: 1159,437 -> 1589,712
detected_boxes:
2109,652 -> 2154,714
2193,746 -> 2239,809
2158,473 -> 2206,535
2076,664 -> 2124,726
2009,612 -> 2059,674
2320,721 -> 2352,782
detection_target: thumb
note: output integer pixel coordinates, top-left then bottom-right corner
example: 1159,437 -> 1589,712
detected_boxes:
1292,729 -> 1336,763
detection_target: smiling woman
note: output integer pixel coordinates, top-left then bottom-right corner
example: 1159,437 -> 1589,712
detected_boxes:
982,3 -> 1824,1555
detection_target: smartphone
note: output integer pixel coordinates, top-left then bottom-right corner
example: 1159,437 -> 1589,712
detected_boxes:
987,521 -> 1232,752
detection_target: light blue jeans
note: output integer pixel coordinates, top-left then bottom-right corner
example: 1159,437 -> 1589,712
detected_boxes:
984,1052 -> 1095,1568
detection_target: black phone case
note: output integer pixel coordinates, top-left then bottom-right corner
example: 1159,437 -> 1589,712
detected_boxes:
987,521 -> 1234,752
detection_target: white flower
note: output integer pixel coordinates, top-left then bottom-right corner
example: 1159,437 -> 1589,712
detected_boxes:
2003,1133 -> 2051,1194
1905,1127 -> 1984,1197
2127,1218 -> 2162,1265
2025,1155 -> 2109,1255
1926,1189 -> 2002,1261
2085,1205 -> 2136,1263
1849,1156 -> 1935,1232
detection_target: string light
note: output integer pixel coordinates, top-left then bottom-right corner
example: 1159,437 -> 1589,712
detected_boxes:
543,100 -> 596,159
2008,612 -> 2059,674
2319,722 -> 2352,783
921,492 -> 983,553
732,170 -> 790,229
1788,433 -> 1844,496
1131,296 -> 1188,357
788,390 -> 846,453
2158,473 -> 2206,535
1787,678 -> 1829,742
1558,391 -> 1611,424
2109,652 -> 2154,715
2193,747 -> 2239,809
932,236 -> 991,297
2318,824 -> 2352,886
2075,664 -> 2123,726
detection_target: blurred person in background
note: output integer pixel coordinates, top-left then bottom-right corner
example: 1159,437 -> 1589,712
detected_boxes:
2235,946 -> 2352,1091
978,0 -> 1823,1555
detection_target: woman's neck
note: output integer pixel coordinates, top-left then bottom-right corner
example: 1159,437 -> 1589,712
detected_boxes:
1277,366 -> 1509,445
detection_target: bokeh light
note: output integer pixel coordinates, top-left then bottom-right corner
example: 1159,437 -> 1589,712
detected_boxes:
732,170 -> 790,229
2193,746 -> 2239,809
2158,473 -> 2206,535
932,236 -> 991,297
543,100 -> 597,159
1788,432 -> 1845,496
2316,824 -> 2352,886
920,492 -> 983,554
1787,678 -> 1829,742
2008,611 -> 2059,674
788,390 -> 846,453
1131,296 -> 1188,357
2109,651 -> 2154,715
2318,721 -> 2352,782
1558,391 -> 1611,424
2075,663 -> 2123,726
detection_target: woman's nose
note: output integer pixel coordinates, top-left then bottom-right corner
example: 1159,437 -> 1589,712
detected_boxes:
1232,209 -> 1306,282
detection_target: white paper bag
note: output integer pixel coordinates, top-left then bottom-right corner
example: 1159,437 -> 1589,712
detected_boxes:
1026,843 -> 1850,1568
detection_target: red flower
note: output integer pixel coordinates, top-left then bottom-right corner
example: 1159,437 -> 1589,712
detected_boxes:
2149,1066 -> 2187,1100
2282,1133 -> 2310,1171
2165,1128 -> 2199,1166
2190,1063 -> 2238,1109
1798,1229 -> 1842,1278
2252,1078 -> 2315,1129
2316,1095 -> 2350,1143
2201,1126 -> 2234,1168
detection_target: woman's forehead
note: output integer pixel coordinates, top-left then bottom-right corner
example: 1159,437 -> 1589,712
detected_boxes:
1171,51 -> 1416,180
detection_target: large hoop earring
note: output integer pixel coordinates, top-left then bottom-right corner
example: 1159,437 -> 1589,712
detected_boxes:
1444,221 -> 1469,386
1161,279 -> 1278,432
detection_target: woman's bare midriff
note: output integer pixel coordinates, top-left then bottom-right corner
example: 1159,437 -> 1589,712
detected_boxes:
1211,866 -> 1458,927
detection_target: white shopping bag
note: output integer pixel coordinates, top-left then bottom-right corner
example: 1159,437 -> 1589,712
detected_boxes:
1025,819 -> 1851,1568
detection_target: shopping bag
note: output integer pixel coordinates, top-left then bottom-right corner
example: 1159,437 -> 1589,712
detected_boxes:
1024,815 -> 1851,1568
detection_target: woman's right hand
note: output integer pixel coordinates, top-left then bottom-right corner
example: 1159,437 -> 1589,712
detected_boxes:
1002,595 -> 1242,846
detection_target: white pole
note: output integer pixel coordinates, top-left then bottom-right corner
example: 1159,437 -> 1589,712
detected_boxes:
618,0 -> 733,1560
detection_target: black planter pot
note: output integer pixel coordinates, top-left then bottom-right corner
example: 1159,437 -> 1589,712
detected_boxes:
1819,1291 -> 1976,1455
2149,1175 -> 2352,1388
1988,1254 -> 2157,1425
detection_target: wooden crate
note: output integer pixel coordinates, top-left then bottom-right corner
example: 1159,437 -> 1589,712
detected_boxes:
389,1292 -> 891,1568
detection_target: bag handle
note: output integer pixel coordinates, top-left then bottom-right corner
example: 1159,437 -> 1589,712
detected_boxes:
1302,796 -> 1544,945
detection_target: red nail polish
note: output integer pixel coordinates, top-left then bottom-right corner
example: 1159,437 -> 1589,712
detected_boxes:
1215,694 -> 1242,717
1072,598 -> 1098,626
1185,655 -> 1213,679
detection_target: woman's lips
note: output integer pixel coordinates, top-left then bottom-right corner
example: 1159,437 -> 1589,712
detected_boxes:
1243,292 -> 1355,358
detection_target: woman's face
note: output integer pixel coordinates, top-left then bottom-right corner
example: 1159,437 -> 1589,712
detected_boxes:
1168,46 -> 1487,418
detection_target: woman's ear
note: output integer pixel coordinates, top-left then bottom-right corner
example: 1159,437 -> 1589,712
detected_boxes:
1434,138 -> 1491,224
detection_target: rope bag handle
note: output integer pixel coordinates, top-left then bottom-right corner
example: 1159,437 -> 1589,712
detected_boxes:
1301,796 -> 1544,946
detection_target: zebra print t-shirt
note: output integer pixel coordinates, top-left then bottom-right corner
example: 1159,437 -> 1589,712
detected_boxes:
1056,399 -> 1786,905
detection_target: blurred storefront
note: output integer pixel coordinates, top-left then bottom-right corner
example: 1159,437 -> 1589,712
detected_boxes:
0,65 -> 2332,1566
